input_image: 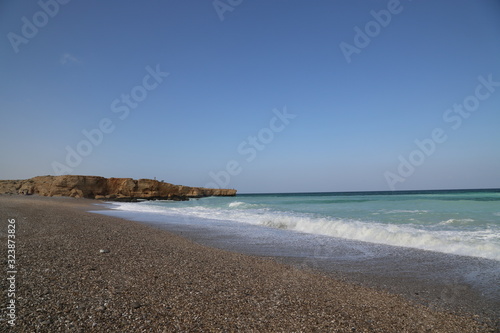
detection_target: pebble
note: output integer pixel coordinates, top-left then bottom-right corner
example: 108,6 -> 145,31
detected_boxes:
131,302 -> 142,309
4,195 -> 495,333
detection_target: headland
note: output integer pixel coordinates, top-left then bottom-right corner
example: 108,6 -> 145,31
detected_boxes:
0,175 -> 236,201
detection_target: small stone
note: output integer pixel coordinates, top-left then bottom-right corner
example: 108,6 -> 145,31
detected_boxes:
99,249 -> 110,254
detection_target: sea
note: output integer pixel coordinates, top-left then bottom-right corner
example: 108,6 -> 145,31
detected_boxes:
92,188 -> 500,319
98,189 -> 500,262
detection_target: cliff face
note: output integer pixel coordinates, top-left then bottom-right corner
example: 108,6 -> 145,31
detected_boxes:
0,175 -> 236,201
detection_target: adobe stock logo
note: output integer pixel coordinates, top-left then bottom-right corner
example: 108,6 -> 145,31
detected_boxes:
339,0 -> 411,64
205,106 -> 297,189
213,0 -> 243,21
384,74 -> 499,190
52,65 -> 169,175
7,0 -> 71,54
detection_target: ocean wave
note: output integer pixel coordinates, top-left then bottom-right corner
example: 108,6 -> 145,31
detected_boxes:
108,202 -> 500,261
106,202 -> 169,214
438,218 -> 475,226
228,201 -> 265,210
380,209 -> 429,214
255,214 -> 500,261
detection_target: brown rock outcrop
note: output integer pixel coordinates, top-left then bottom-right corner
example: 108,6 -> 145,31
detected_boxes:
0,175 -> 236,201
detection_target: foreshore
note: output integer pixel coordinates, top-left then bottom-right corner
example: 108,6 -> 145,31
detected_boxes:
0,195 -> 496,332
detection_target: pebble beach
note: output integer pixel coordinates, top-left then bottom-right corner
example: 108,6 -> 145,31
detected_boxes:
0,195 -> 496,332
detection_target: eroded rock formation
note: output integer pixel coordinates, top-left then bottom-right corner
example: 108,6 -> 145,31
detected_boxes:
0,175 -> 236,201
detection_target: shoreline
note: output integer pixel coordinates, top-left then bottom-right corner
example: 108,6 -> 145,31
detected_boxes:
0,195 -> 497,332
96,201 -> 500,323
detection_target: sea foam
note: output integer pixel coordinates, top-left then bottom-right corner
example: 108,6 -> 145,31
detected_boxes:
108,200 -> 500,261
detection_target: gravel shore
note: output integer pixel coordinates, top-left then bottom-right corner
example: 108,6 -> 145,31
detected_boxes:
0,195 -> 495,332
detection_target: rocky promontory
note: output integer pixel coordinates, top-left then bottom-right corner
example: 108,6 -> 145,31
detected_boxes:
0,175 -> 236,201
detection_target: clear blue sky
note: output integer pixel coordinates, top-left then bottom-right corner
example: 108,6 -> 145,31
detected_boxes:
1,0 -> 499,193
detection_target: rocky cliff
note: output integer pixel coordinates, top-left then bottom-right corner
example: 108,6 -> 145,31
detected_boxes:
0,175 -> 236,201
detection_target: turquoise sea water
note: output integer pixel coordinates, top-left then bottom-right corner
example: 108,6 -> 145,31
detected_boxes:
105,189 -> 500,261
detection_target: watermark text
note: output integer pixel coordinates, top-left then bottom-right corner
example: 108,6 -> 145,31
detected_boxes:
384,74 -> 499,190
206,106 -> 296,188
51,64 -> 169,175
6,218 -> 17,327
339,0 -> 410,64
213,0 -> 243,21
7,0 -> 72,54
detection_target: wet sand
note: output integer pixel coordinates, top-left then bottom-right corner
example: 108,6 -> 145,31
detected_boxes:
0,195 -> 496,332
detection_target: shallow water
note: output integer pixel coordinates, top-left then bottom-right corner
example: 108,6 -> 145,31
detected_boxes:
100,189 -> 500,261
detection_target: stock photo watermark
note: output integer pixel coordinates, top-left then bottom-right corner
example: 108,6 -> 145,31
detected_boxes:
213,0 -> 243,21
205,106 -> 297,189
51,64 -> 169,175
5,218 -> 17,327
384,74 -> 500,190
339,0 -> 411,64
7,0 -> 72,54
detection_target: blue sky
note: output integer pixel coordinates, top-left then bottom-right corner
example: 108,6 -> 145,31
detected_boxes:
1,0 -> 499,193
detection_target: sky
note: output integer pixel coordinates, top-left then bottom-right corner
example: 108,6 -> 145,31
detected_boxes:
1,0 -> 500,193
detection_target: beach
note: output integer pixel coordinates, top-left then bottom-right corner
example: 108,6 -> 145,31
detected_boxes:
0,195 -> 496,332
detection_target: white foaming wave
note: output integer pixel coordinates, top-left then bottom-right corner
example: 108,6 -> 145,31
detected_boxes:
107,202 -> 140,211
182,207 -> 500,261
108,203 -> 500,261
381,209 -> 429,214
438,218 -> 475,225
106,202 -> 172,214
228,201 -> 264,209
108,202 -> 230,223
229,201 -> 245,208
275,214 -> 500,261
